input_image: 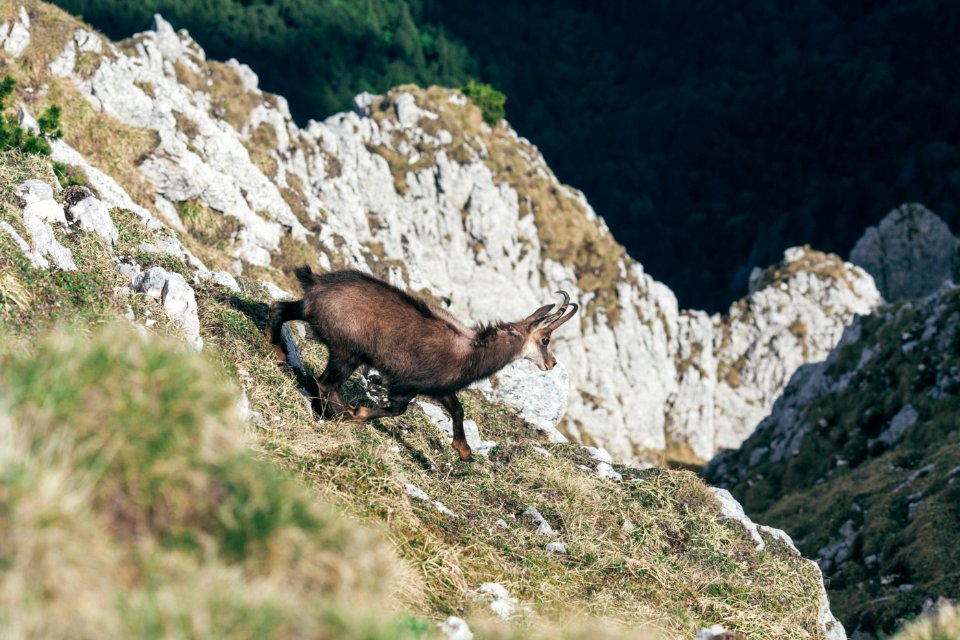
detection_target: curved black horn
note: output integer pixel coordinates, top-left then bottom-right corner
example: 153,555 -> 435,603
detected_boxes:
554,290 -> 570,313
545,302 -> 579,332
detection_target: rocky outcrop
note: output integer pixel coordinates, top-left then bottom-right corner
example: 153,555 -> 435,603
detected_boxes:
0,6 -> 30,58
4,178 -> 75,270
850,203 -> 959,302
129,266 -> 203,350
706,283 -> 960,636
21,8 -> 878,461
711,487 -> 846,640
673,247 -> 880,457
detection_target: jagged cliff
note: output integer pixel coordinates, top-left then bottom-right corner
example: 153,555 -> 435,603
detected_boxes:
0,2 -> 851,637
706,208 -> 960,636
4,3 -> 879,464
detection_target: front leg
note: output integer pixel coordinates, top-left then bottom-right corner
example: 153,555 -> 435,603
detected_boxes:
437,393 -> 472,461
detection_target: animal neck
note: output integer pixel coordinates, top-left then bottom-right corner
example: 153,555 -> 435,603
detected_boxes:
463,324 -> 525,384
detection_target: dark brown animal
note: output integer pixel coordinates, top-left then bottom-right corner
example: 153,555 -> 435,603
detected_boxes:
266,267 -> 578,460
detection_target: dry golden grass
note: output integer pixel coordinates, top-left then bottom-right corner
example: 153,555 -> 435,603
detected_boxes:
893,601 -> 960,640
191,275 -> 830,639
754,245 -> 858,293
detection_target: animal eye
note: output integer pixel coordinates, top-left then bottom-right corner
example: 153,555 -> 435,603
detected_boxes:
540,336 -> 550,346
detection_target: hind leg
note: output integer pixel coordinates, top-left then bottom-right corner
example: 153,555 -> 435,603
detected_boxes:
312,351 -> 358,419
346,390 -> 414,422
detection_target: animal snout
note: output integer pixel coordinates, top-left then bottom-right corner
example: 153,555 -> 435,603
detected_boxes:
543,358 -> 557,371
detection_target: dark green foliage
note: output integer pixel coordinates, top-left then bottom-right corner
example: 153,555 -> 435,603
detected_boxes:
52,161 -> 85,187
0,75 -> 63,156
462,79 -> 505,125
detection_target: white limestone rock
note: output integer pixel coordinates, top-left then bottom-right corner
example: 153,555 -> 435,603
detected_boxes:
67,196 -> 118,245
15,179 -> 53,205
595,461 -> 622,482
545,541 -> 567,554
23,199 -> 67,226
673,247 -> 881,459
472,359 -> 569,442
260,280 -> 293,300
48,38 -> 75,76
851,203 -> 959,301
869,404 -> 918,448
695,625 -> 733,640
0,6 -> 30,58
437,616 -> 473,640
0,220 -> 47,268
477,583 -> 518,619
404,483 -> 457,517
21,209 -> 75,270
522,506 -> 557,537
208,270 -> 241,293
130,267 -> 203,350
416,400 -> 497,457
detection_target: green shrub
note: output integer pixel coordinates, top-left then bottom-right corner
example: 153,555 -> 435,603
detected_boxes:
0,75 -> 62,156
462,79 -> 506,125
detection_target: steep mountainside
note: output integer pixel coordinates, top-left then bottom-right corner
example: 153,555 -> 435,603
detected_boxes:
0,74 -> 846,640
706,282 -> 960,635
0,2 -> 852,637
1,1 -> 880,465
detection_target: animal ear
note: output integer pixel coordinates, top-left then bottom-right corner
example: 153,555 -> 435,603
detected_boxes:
525,303 -> 555,325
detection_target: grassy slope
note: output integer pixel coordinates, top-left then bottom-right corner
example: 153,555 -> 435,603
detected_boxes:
706,290 -> 960,635
0,151 -> 831,639
0,326 -> 422,638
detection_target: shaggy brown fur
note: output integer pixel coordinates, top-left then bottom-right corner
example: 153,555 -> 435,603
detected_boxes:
267,267 -> 578,460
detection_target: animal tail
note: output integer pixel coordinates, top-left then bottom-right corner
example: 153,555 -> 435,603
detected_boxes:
294,265 -> 323,291
266,299 -> 304,354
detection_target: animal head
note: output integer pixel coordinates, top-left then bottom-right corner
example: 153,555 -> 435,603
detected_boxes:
520,291 -> 579,371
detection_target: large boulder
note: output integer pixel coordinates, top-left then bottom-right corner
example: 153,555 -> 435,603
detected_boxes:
850,203 -> 959,301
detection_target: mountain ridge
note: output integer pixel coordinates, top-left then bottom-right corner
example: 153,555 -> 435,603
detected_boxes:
9,2 -> 883,465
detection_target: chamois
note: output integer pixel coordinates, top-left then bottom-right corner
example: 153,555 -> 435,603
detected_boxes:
266,267 -> 578,460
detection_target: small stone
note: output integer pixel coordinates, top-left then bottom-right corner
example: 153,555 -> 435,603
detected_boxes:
584,446 -> 614,464
210,270 -> 241,292
596,462 -> 623,482
478,583 -> 517,619
15,179 -> 52,205
130,267 -> 203,350
68,196 -> 118,245
523,506 -> 557,537
696,624 -> 734,640
545,541 -> 567,554
437,616 -> 473,640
